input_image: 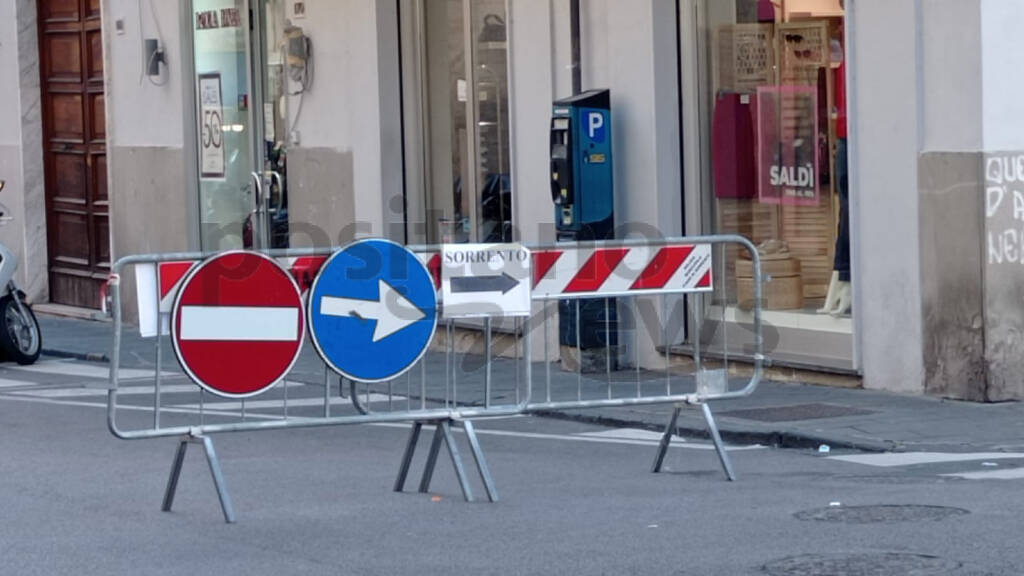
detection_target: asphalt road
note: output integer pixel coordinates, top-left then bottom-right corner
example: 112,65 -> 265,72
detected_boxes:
2,358 -> 1023,575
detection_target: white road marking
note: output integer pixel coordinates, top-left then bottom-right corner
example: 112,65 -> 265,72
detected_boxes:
0,378 -> 36,389
829,452 -> 1024,468
942,467 -> 1024,480
369,423 -> 762,451
8,361 -> 174,381
10,380 -> 306,399
579,429 -> 674,442
0,394 -> 287,421
180,306 -> 300,341
13,384 -> 199,398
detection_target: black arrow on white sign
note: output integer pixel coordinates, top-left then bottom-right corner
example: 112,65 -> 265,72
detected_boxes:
451,273 -> 520,295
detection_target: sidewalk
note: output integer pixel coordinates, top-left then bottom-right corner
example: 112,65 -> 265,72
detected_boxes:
37,314 -> 1024,454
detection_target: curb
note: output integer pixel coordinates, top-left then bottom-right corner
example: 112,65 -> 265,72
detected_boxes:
532,409 -> 895,453
43,345 -> 894,454
43,348 -> 109,363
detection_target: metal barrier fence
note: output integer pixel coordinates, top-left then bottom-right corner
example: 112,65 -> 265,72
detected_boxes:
105,235 -> 762,523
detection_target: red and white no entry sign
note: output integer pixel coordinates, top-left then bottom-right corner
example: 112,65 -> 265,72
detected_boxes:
171,251 -> 305,398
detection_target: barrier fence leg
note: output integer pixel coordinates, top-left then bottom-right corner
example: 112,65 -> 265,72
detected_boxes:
160,435 -> 237,523
162,437 -> 190,513
702,403 -> 736,482
461,420 -> 498,503
418,422 -> 445,494
440,420 -> 474,503
394,422 -> 423,493
651,406 -> 682,473
201,435 -> 237,523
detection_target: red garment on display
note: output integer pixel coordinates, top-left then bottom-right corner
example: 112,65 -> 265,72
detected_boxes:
712,92 -> 757,199
835,60 -> 848,139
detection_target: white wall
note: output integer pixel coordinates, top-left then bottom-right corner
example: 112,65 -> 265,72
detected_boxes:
103,0 -> 184,148
981,0 -> 1024,151
577,0 -> 682,240
921,0 -> 982,152
850,0 -> 924,392
0,0 -> 20,147
0,0 -> 47,301
509,0 -> 556,244
283,0 -> 398,237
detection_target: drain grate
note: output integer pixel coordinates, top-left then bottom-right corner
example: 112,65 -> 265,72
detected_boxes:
763,553 -> 961,576
718,402 -> 874,422
794,505 -> 969,524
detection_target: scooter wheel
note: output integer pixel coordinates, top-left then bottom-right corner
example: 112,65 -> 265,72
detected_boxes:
0,295 -> 41,365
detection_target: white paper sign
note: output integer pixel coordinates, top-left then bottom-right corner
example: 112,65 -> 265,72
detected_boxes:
441,244 -> 531,319
198,73 -> 225,180
135,264 -> 169,338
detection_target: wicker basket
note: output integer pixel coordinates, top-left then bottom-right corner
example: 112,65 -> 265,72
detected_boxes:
778,21 -> 829,72
736,253 -> 804,310
716,23 -> 775,93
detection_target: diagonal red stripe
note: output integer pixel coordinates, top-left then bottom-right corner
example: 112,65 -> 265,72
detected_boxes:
426,254 -> 441,288
290,256 -> 328,293
159,262 -> 194,300
532,250 -> 563,287
631,246 -> 695,290
564,248 -> 630,293
696,269 -> 713,289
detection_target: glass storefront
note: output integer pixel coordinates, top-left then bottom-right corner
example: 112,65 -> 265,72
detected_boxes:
695,0 -> 853,369
407,0 -> 512,244
190,0 -> 292,251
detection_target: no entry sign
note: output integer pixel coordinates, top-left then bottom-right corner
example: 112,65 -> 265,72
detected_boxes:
171,251 -> 305,398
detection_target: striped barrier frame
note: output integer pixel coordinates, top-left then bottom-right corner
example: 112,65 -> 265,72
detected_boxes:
106,235 -> 763,523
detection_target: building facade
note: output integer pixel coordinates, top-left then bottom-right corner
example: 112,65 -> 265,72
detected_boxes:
1,0 -> 1022,400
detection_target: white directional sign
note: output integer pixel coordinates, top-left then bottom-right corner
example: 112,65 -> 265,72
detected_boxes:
441,243 -> 532,319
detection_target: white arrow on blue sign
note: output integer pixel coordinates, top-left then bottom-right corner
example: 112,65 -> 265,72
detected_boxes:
308,239 -> 438,383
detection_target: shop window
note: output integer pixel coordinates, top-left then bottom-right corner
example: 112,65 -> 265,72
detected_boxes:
698,0 -> 852,367
403,0 -> 513,244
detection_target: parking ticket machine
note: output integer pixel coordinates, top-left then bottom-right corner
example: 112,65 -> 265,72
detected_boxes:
551,89 -> 614,241
550,89 -> 617,353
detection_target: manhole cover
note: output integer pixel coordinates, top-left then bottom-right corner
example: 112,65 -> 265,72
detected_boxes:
794,505 -> 969,524
763,553 -> 961,576
718,403 -> 874,422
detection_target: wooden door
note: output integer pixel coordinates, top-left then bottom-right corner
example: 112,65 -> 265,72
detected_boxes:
38,0 -> 109,309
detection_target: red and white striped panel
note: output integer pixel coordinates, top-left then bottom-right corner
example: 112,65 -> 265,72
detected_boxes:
157,262 -> 197,314
531,244 -> 713,298
156,256 -> 330,315
149,244 -> 707,317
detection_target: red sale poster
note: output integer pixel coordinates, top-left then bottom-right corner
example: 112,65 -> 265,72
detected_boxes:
756,85 -> 820,206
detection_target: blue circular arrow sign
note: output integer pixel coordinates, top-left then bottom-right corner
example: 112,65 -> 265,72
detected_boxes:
308,239 -> 438,383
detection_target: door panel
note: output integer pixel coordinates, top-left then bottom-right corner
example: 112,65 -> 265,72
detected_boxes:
43,0 -> 79,21
256,0 -> 290,249
192,0 -> 258,251
39,0 -> 110,308
86,30 -> 103,78
44,34 -> 81,78
191,0 -> 292,251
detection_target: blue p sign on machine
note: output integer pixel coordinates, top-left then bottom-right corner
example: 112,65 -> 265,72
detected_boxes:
308,239 -> 438,383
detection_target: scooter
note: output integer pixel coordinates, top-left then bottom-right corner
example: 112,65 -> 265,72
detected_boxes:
0,181 -> 40,365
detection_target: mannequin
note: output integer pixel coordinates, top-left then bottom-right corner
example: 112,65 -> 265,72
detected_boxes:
819,11 -> 851,317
